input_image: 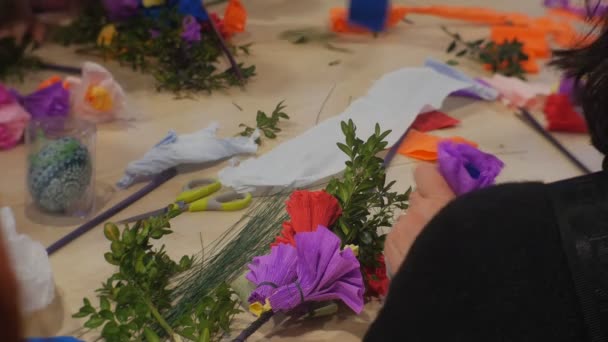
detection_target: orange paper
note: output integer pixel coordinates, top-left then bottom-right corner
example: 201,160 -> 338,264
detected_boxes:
490,26 -> 550,58
398,130 -> 478,161
38,76 -> 70,90
223,0 -> 247,35
330,6 -> 408,34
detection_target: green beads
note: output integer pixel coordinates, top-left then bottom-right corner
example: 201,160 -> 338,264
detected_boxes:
27,137 -> 92,213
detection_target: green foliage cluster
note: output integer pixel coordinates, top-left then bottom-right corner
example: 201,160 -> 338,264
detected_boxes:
0,38 -> 41,81
239,101 -> 290,144
73,208 -> 240,342
443,26 -> 529,79
326,120 -> 410,269
54,2 -> 255,95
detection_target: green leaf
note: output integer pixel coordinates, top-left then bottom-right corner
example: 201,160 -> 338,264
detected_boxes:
447,40 -> 457,53
104,223 -> 120,242
199,327 -> 210,342
143,327 -> 161,342
104,252 -> 120,266
100,296 -> 111,311
111,241 -> 125,257
336,143 -> 352,158
84,315 -> 105,329
99,309 -> 114,320
102,321 -> 120,336
456,49 -> 468,57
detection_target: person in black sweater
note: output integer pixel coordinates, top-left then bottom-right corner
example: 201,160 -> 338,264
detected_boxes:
365,3 -> 608,341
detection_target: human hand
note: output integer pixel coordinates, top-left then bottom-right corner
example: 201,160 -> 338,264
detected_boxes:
384,163 -> 456,276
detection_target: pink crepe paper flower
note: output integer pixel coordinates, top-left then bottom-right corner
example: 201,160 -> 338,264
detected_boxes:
67,62 -> 129,123
0,85 -> 30,150
437,141 -> 504,195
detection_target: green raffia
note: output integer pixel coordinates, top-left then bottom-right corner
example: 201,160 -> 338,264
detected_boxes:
167,192 -> 290,324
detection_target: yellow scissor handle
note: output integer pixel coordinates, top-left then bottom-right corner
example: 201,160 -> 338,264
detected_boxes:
176,179 -> 222,203
188,192 -> 253,212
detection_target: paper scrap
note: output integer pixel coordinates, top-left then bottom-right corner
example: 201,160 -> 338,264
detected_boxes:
425,58 -> 499,101
411,111 -> 460,132
397,129 -> 477,161
482,74 -> 551,109
218,68 -> 469,192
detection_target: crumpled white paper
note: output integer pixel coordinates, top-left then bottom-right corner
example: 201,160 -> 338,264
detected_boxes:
0,207 -> 55,313
219,67 -> 469,193
117,123 -> 260,188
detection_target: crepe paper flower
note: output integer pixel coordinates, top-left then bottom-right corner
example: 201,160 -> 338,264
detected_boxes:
543,93 -> 587,133
272,190 -> 342,247
202,13 -> 231,39
101,0 -> 139,21
223,0 -> 247,36
0,96 -> 30,150
97,24 -> 118,47
38,76 -> 71,91
437,141 -> 504,195
364,254 -> 389,297
178,0 -> 208,21
14,83 -> 70,120
181,15 -> 202,42
244,226 -> 364,323
67,62 -> 129,123
246,243 -> 298,306
344,244 -> 359,257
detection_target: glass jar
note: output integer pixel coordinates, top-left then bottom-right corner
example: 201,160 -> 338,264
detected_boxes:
25,118 -> 96,218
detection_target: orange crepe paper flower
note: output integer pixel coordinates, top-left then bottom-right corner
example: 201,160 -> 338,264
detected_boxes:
330,6 -> 408,34
398,129 -> 478,161
223,0 -> 247,35
272,190 -> 342,247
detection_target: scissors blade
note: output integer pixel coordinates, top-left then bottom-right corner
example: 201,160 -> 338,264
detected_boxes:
116,207 -> 169,225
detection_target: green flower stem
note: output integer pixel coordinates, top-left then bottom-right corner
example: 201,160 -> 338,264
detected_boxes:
144,297 -> 178,342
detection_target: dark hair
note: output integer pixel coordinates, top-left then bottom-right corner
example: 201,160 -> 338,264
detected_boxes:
550,4 -> 608,155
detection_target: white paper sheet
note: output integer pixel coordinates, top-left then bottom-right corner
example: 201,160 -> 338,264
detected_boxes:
219,67 -> 469,193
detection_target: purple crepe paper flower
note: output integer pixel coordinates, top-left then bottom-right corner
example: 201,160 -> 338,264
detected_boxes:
102,0 -> 140,21
246,226 -> 365,314
181,15 -> 202,42
15,83 -> 70,119
438,141 -> 504,195
246,243 -> 298,304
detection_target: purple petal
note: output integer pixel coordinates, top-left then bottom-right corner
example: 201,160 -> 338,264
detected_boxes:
438,141 -> 504,195
17,83 -> 70,119
246,243 -> 298,304
181,15 -> 202,43
268,227 -> 365,314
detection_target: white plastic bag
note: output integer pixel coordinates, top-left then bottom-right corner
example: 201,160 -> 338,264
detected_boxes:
0,207 -> 55,313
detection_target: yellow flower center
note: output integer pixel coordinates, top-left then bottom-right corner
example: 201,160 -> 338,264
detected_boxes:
249,299 -> 272,317
85,85 -> 114,112
142,0 -> 166,7
97,24 -> 117,47
344,244 -> 359,256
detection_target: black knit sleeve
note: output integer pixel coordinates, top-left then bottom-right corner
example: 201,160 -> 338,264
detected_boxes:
364,182 -> 587,342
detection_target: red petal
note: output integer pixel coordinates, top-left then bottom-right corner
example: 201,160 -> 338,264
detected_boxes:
543,94 -> 588,133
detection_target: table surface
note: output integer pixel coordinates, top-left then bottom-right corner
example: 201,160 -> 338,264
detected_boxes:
1,0 -> 603,340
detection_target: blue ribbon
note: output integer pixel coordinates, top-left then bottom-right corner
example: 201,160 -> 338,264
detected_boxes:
348,0 -> 390,32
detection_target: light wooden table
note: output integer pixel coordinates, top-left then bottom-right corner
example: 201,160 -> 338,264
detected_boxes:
0,0 -> 602,340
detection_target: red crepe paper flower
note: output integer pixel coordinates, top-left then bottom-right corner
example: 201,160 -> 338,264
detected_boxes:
543,93 -> 588,133
364,255 -> 389,297
202,13 -> 231,39
272,190 -> 342,247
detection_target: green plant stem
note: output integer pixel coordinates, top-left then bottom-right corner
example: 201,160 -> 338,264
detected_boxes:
144,297 -> 177,341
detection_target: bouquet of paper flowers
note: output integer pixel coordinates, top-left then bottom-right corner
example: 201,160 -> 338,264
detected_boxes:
54,0 -> 253,95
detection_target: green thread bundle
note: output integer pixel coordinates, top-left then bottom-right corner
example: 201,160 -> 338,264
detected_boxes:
167,192 -> 290,324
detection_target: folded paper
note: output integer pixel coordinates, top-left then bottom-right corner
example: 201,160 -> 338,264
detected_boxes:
118,123 -> 259,188
219,67 -> 469,193
398,129 -> 477,161
0,207 -> 55,313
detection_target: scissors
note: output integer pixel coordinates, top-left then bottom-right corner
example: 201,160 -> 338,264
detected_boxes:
117,178 -> 252,224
